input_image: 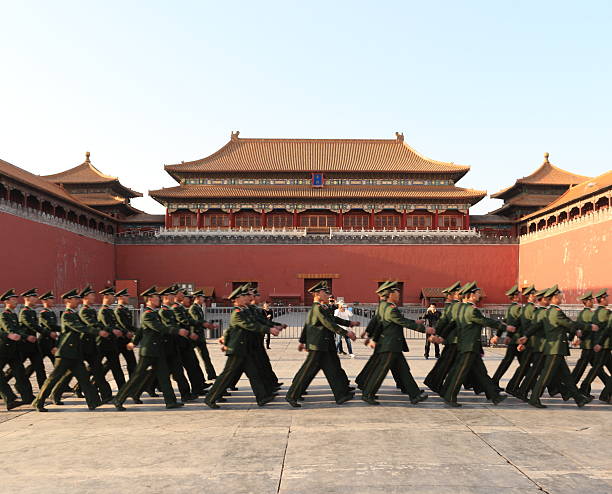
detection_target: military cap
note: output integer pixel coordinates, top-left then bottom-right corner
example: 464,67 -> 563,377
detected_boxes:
535,288 -> 549,298
0,288 -> 18,301
173,285 -> 187,295
140,286 -> 159,297
99,287 -> 116,296
385,281 -> 401,293
61,288 -> 81,299
544,285 -> 561,298
115,288 -> 129,297
39,291 -> 55,300
594,288 -> 608,299
522,284 -> 536,296
158,286 -> 177,296
228,285 -> 248,300
443,281 -> 462,294
505,285 -> 520,297
79,285 -> 95,298
308,280 -> 331,293
191,289 -> 204,297
376,281 -> 393,294
20,288 -> 39,298
458,282 -> 472,295
463,281 -> 481,294
579,291 -> 593,301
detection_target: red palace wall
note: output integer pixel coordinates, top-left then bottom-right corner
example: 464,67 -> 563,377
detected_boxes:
115,243 -> 519,304
518,216 -> 611,302
0,212 -> 115,295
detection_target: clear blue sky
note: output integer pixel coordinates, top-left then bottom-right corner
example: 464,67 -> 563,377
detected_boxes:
1,1 -> 610,214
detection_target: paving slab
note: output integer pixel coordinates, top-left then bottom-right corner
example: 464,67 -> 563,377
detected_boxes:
0,339 -> 609,494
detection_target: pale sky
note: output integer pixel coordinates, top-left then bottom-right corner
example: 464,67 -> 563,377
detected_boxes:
1,1 -> 611,214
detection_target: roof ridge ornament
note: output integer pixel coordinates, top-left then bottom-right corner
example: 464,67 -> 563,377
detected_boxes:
85,151 -> 91,163
231,130 -> 240,141
543,152 -> 549,163
395,132 -> 404,142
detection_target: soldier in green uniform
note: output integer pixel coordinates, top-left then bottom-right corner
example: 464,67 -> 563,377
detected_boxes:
491,285 -> 523,390
285,281 -> 356,408
51,286 -> 113,405
443,282 -> 511,407
424,281 -> 461,394
32,289 -> 102,412
504,285 -> 538,397
37,291 -> 59,368
0,289 -> 34,409
155,286 -> 197,402
204,284 -> 281,409
97,287 -> 127,390
173,288 -> 208,396
361,281 -> 432,405
113,286 -> 185,410
571,291 -> 602,385
114,288 -> 137,377
520,285 -> 590,408
598,312 -> 612,403
188,289 -> 217,381
579,289 -> 611,397
14,288 -> 47,389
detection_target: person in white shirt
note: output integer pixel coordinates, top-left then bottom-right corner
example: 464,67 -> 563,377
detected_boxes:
334,303 -> 354,358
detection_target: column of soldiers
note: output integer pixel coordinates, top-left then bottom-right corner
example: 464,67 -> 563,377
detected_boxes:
1,281 -> 610,412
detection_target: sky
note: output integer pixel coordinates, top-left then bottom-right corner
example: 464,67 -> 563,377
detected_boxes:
1,1 -> 611,214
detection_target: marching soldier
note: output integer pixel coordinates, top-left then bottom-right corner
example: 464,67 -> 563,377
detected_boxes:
173,288 -> 208,396
37,291 -> 59,367
32,289 -> 102,412
0,289 -> 35,409
113,286 -> 185,410
188,289 -> 217,381
98,287 -> 127,390
443,282 -> 511,407
16,288 -> 47,389
285,281 -> 356,408
571,292 -> 602,385
361,281 -> 432,405
114,288 -> 137,376
579,289 -> 611,397
51,286 -> 113,405
598,313 -> 612,403
423,281 -> 461,394
204,284 -> 281,409
520,285 -> 590,408
491,285 -> 523,390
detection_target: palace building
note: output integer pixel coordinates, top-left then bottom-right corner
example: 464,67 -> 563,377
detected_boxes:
149,132 -> 486,232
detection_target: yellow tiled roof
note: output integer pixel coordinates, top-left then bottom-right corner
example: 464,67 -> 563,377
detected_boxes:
165,133 -> 471,179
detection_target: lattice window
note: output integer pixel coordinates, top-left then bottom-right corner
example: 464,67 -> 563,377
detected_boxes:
300,214 -> 337,227
375,214 -> 400,229
343,215 -> 369,229
235,213 -> 262,228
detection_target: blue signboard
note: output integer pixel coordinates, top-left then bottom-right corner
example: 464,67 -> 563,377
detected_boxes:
311,173 -> 324,187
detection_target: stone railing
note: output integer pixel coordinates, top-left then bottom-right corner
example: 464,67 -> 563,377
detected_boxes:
519,207 -> 611,244
0,199 -> 115,243
116,226 -> 516,245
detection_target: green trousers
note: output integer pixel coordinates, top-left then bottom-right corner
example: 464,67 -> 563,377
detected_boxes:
530,354 -> 581,405
206,353 -> 267,404
34,357 -> 100,409
363,351 -> 420,399
115,355 -> 177,406
0,354 -> 34,404
443,351 -> 498,403
285,350 -> 349,402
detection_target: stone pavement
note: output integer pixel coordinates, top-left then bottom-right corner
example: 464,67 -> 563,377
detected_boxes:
1,339 -> 610,494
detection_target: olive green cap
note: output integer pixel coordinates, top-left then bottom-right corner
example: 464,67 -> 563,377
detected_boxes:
522,284 -> 536,296
61,288 -> 81,299
544,285 -> 561,298
228,284 -> 249,300
0,288 -> 17,301
158,286 -> 177,296
191,289 -> 204,297
115,288 -> 129,297
140,286 -> 159,297
20,288 -> 38,298
39,291 -> 54,300
505,285 -> 520,297
308,280 -> 331,293
579,291 -> 593,301
458,282 -> 472,295
443,281 -> 462,294
79,285 -> 94,298
594,288 -> 608,299
535,288 -> 549,298
99,287 -> 116,296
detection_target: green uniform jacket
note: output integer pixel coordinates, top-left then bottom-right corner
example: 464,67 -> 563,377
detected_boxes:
114,305 -> 135,335
520,303 -> 539,349
79,305 -> 102,354
365,301 -> 387,340
0,308 -> 27,357
435,302 -> 453,339
575,308 -> 594,350
456,303 -> 504,354
303,302 -> 348,352
523,306 -> 548,352
224,306 -> 269,356
55,309 -> 98,359
134,308 -> 170,358
374,303 -> 425,353
497,302 -> 522,342
593,306 -> 611,349
19,306 -> 43,337
189,303 -> 207,343
39,309 -> 59,336
540,305 -> 577,356
98,305 -> 121,350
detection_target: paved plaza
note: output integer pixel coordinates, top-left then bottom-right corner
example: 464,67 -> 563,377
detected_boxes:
1,339 -> 610,494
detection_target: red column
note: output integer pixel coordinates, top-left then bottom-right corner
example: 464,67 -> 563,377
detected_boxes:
261,211 -> 267,228
434,210 -> 439,229
229,210 -> 235,228
401,210 -> 407,229
293,210 -> 299,228
369,211 -> 375,229
338,211 -> 344,229
464,212 -> 470,230
196,209 -> 202,229
165,210 -> 170,228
